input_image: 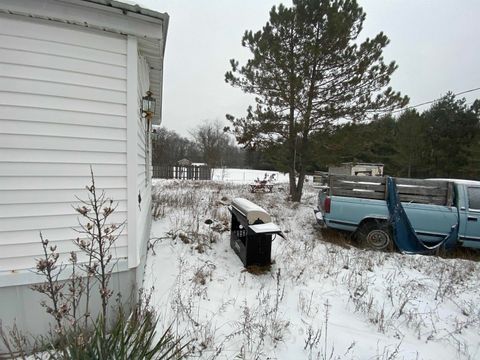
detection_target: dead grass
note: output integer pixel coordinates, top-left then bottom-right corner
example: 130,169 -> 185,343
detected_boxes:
147,179 -> 480,359
316,228 -> 355,249
437,247 -> 480,262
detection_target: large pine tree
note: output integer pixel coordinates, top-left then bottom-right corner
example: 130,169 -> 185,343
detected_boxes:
226,0 -> 408,201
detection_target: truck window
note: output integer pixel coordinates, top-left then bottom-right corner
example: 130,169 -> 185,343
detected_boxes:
467,187 -> 480,210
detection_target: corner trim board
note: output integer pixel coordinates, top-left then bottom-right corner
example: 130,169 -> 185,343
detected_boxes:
126,35 -> 138,268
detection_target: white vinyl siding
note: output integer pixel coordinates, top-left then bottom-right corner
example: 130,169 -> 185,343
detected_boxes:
0,15 -> 128,273
136,55 -> 151,257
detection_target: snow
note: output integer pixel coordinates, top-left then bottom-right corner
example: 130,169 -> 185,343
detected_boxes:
145,175 -> 480,359
211,168 -> 289,184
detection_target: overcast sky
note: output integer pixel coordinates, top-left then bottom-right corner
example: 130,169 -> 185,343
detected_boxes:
137,0 -> 480,137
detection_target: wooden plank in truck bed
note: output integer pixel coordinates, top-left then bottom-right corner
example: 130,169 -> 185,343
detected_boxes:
329,175 -> 386,200
399,194 -> 447,205
329,174 -> 386,184
330,178 -> 385,192
396,177 -> 448,189
328,175 -> 452,206
331,188 -> 386,200
395,185 -> 447,196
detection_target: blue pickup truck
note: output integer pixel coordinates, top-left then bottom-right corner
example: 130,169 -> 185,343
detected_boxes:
314,175 -> 480,250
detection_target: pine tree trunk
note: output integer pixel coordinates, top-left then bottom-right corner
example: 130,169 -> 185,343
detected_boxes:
291,170 -> 306,202
289,168 -> 296,198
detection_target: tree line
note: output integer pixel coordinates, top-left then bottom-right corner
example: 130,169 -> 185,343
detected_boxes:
152,120 -> 245,168
304,93 -> 480,179
153,92 -> 480,181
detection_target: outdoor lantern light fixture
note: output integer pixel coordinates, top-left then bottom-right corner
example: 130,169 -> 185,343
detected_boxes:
141,90 -> 156,119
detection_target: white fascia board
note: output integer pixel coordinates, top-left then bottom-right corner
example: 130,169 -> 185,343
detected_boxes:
0,0 -> 166,41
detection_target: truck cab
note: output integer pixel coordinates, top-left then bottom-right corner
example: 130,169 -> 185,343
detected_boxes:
446,180 -> 480,248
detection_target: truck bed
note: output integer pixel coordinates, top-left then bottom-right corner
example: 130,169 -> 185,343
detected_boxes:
326,195 -> 458,243
318,175 -> 458,244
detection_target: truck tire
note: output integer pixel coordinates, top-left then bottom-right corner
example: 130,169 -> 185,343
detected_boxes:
357,220 -> 393,250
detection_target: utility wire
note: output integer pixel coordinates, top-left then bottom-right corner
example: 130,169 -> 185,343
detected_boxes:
392,86 -> 480,114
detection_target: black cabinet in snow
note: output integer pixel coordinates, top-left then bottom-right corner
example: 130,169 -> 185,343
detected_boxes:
229,198 -> 283,267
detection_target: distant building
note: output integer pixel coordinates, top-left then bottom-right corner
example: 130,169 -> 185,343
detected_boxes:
328,163 -> 384,177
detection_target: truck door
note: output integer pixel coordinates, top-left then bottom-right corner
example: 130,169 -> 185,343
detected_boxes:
462,186 -> 480,248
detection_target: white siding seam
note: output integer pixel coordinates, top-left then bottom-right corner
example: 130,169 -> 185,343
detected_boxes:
0,148 -> 127,154
0,45 -> 127,67
0,104 -> 127,118
0,75 -> 127,93
0,119 -> 127,131
0,61 -> 125,80
0,133 -> 126,142
0,33 -> 126,55
0,161 -> 126,166
0,31 -> 126,54
0,230 -> 129,238
0,91 -> 125,106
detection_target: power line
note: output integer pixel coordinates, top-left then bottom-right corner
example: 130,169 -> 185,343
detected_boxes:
392,86 -> 480,114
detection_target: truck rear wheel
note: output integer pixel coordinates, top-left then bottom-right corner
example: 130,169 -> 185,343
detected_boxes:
357,220 -> 393,251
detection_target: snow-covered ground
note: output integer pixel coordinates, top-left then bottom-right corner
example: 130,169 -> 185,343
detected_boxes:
211,168 -> 290,183
144,176 -> 480,360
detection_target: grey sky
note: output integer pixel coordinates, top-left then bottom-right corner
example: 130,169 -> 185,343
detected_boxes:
137,0 -> 480,137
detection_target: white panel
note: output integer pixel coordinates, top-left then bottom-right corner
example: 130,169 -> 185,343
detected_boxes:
0,247 -> 128,272
0,134 -> 126,152
0,188 -> 127,205
0,200 -> 127,219
137,128 -> 147,147
0,149 -> 127,164
0,120 -> 126,140
137,174 -> 146,185
0,14 -> 131,277
0,63 -> 126,92
137,165 -> 147,176
0,235 -> 128,258
0,227 -> 129,245
0,92 -> 126,115
135,53 -> 151,271
0,176 -> 126,190
0,14 -> 127,54
0,106 -> 126,128
0,77 -> 126,104
137,154 -> 146,164
0,1 -> 166,45
0,211 -> 127,232
0,48 -> 126,79
137,142 -> 146,154
1,227 -> 84,245
126,35 -> 138,268
137,55 -> 150,95
0,162 -> 126,177
0,34 -> 126,66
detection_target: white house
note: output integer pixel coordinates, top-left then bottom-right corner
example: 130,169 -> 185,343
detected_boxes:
0,0 -> 168,349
